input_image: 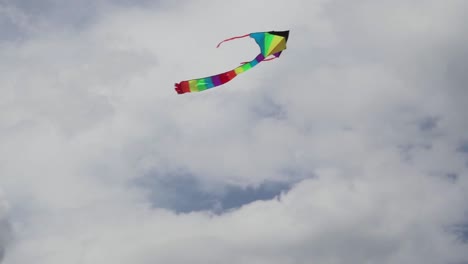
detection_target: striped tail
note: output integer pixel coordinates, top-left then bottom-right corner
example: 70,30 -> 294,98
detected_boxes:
175,54 -> 265,94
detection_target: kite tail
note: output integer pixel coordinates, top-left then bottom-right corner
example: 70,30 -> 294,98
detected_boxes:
175,54 -> 265,94
216,33 -> 250,48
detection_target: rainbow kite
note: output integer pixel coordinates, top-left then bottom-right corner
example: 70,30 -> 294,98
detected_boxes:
175,30 -> 290,94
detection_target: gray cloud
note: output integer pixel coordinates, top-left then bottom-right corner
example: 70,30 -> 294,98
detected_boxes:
0,195 -> 11,263
0,0 -> 165,41
136,171 -> 295,213
0,219 -> 11,262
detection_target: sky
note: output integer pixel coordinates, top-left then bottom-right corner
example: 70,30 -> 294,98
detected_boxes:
1,0 -> 468,263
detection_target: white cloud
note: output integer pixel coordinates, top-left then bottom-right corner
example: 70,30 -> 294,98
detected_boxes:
1,0 -> 468,263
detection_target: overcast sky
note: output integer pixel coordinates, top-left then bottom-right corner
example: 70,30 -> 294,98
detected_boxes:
1,0 -> 468,263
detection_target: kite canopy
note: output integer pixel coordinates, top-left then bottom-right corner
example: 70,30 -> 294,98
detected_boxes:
250,30 -> 289,58
175,30 -> 289,94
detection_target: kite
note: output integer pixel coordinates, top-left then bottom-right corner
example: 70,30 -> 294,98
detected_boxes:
174,30 -> 289,94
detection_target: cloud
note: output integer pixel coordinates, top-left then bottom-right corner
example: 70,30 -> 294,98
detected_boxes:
135,171 -> 295,213
0,0 -> 168,41
0,190 -> 12,263
1,0 -> 468,263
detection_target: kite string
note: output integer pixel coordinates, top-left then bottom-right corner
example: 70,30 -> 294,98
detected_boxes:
216,33 -> 250,48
